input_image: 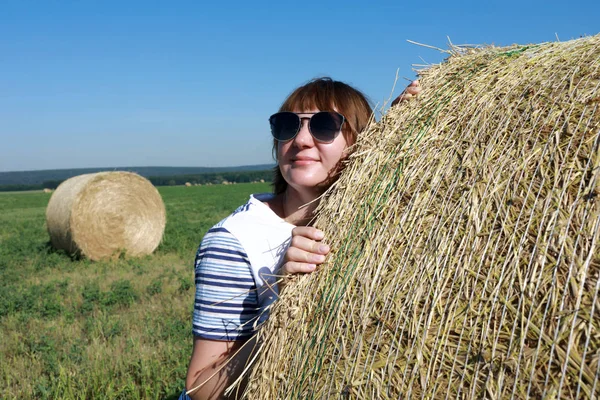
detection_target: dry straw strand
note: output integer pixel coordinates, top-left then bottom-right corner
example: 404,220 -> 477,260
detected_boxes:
235,35 -> 600,399
46,171 -> 166,261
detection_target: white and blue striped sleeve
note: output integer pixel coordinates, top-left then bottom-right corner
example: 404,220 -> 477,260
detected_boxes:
192,226 -> 259,341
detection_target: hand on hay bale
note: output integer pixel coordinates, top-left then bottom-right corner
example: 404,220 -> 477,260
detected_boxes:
391,80 -> 421,106
279,226 -> 330,278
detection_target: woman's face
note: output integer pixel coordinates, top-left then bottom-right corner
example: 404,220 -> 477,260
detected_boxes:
277,109 -> 348,194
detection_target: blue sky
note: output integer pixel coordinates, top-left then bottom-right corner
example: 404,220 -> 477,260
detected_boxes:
1,0 -> 598,172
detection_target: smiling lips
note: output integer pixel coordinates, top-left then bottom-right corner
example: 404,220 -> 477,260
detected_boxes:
291,156 -> 319,165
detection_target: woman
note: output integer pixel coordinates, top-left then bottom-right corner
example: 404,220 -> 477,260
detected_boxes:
183,77 -> 420,400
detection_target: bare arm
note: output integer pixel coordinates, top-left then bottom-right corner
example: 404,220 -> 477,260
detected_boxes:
186,336 -> 257,400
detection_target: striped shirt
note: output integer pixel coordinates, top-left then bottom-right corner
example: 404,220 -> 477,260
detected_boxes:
192,194 -> 295,341
192,227 -> 258,340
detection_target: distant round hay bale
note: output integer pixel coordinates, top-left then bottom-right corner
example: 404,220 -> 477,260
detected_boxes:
43,188 -> 52,193
185,182 -> 192,187
46,172 -> 166,260
242,36 -> 600,399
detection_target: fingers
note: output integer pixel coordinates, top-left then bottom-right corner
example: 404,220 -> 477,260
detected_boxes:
290,228 -> 330,255
291,226 -> 325,241
286,241 -> 327,264
391,80 -> 421,106
280,261 -> 317,275
404,80 -> 421,96
280,226 -> 330,276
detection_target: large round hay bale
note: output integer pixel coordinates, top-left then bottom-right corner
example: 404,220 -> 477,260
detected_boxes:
241,36 -> 600,399
46,172 -> 166,261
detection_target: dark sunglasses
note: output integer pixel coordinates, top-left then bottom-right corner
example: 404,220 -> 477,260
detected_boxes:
269,111 -> 345,143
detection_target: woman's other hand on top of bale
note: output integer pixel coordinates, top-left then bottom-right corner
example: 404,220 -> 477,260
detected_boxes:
391,80 -> 421,106
280,226 -> 330,276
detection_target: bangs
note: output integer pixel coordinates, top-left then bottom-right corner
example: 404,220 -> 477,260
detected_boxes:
279,80 -> 338,114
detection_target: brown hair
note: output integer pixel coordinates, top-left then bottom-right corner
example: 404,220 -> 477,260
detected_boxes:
272,77 -> 373,194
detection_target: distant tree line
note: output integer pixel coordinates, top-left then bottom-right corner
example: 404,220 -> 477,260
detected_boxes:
0,164 -> 274,186
0,184 -> 43,192
148,170 -> 273,186
0,170 -> 274,192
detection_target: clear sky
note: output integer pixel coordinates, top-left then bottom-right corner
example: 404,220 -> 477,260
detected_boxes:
1,0 -> 598,172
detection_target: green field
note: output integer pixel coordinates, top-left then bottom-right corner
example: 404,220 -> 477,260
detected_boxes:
0,183 -> 271,399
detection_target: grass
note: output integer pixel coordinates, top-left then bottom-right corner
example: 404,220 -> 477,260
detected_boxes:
0,182 -> 271,399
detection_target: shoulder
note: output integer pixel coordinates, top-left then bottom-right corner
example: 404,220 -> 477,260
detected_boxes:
196,193 -> 293,275
218,193 -> 286,234
229,193 -> 277,220
196,226 -> 250,267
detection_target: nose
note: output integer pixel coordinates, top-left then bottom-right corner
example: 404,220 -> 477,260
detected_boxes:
293,118 -> 314,147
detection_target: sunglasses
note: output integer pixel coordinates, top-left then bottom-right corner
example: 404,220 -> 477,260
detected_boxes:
269,111 -> 345,143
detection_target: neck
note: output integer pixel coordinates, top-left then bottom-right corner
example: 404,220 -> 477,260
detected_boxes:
280,186 -> 321,226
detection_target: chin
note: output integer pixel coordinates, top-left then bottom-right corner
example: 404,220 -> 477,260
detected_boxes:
286,174 -> 334,194
285,172 -> 324,188
289,178 -> 326,189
